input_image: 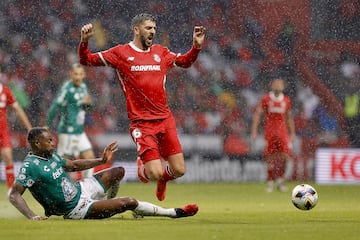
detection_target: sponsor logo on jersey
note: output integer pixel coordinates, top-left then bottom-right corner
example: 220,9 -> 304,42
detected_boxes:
52,167 -> 64,179
26,179 -> 34,187
19,174 -> 26,180
130,65 -> 161,71
51,162 -> 57,169
127,56 -> 135,61
269,101 -> 286,113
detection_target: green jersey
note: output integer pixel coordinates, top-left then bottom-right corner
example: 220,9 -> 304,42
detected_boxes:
46,80 -> 90,134
16,152 -> 81,216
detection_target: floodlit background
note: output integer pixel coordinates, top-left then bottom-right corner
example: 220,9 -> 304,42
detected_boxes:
0,0 -> 359,183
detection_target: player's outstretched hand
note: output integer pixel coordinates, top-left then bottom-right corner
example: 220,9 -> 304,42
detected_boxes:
31,215 -> 48,221
102,141 -> 119,163
81,23 -> 94,43
193,26 -> 206,49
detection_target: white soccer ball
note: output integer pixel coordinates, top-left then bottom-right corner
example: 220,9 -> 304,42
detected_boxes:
291,184 -> 318,210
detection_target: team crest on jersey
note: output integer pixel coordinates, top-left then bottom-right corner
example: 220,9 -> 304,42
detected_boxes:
153,54 -> 161,63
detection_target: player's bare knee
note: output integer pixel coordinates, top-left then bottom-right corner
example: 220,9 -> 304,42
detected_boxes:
173,168 -> 185,178
124,197 -> 138,209
113,166 -> 125,179
147,170 -> 162,180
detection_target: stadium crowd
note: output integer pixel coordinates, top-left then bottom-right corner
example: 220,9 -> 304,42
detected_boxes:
0,0 -> 359,155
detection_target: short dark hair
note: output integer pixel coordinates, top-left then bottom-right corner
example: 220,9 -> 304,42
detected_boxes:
27,127 -> 48,145
131,13 -> 156,29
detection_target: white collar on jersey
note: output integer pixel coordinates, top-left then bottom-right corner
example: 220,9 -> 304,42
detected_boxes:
28,152 -> 50,161
0,83 -> 2,93
129,41 -> 151,53
269,91 -> 284,102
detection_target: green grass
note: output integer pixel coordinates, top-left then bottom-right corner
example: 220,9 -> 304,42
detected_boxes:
1,182 -> 359,240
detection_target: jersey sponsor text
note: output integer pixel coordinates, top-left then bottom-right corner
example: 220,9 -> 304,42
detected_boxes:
131,65 -> 161,72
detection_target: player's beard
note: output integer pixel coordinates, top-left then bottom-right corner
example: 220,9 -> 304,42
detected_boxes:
140,34 -> 153,50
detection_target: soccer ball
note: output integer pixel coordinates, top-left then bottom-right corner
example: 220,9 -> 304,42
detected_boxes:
291,184 -> 318,210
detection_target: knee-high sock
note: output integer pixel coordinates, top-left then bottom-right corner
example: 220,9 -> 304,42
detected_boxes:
161,164 -> 176,182
134,201 -> 176,217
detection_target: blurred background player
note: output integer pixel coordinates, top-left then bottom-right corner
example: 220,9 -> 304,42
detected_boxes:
0,80 -> 32,192
46,63 -> 96,180
9,127 -> 198,220
78,13 -> 206,201
251,78 -> 295,192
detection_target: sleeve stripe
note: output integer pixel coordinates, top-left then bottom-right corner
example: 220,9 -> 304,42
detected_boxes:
98,52 -> 108,66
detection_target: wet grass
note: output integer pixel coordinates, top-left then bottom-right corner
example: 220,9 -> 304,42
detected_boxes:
0,182 -> 359,240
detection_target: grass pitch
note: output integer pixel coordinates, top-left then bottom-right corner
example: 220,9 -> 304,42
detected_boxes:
0,181 -> 359,240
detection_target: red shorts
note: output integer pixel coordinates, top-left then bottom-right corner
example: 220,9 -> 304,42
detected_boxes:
129,115 -> 182,163
263,135 -> 291,157
0,129 -> 12,148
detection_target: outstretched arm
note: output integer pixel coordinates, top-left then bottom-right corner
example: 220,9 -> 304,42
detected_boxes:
175,26 -> 206,68
12,103 -> 32,132
192,26 -> 206,49
64,141 -> 118,172
78,23 -> 109,66
9,183 -> 48,220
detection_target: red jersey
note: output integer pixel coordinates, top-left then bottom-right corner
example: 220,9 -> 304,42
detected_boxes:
79,41 -> 201,122
260,91 -> 291,140
0,83 -> 16,131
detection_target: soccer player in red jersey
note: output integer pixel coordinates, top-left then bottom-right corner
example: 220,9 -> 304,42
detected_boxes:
0,81 -> 32,192
78,13 -> 205,201
251,78 -> 295,192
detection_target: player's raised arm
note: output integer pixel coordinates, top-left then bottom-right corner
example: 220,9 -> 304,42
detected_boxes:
78,23 -> 111,67
81,23 -> 94,43
174,26 -> 206,68
9,183 -> 48,220
193,26 -> 206,49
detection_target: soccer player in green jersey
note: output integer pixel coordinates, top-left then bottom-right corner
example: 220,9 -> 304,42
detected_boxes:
8,127 -> 198,220
46,64 -> 96,179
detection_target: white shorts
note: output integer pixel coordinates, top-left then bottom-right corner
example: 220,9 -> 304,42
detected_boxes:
64,176 -> 106,219
57,133 -> 92,157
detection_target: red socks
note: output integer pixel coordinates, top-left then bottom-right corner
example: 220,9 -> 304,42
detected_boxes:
161,164 -> 176,182
5,165 -> 15,189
